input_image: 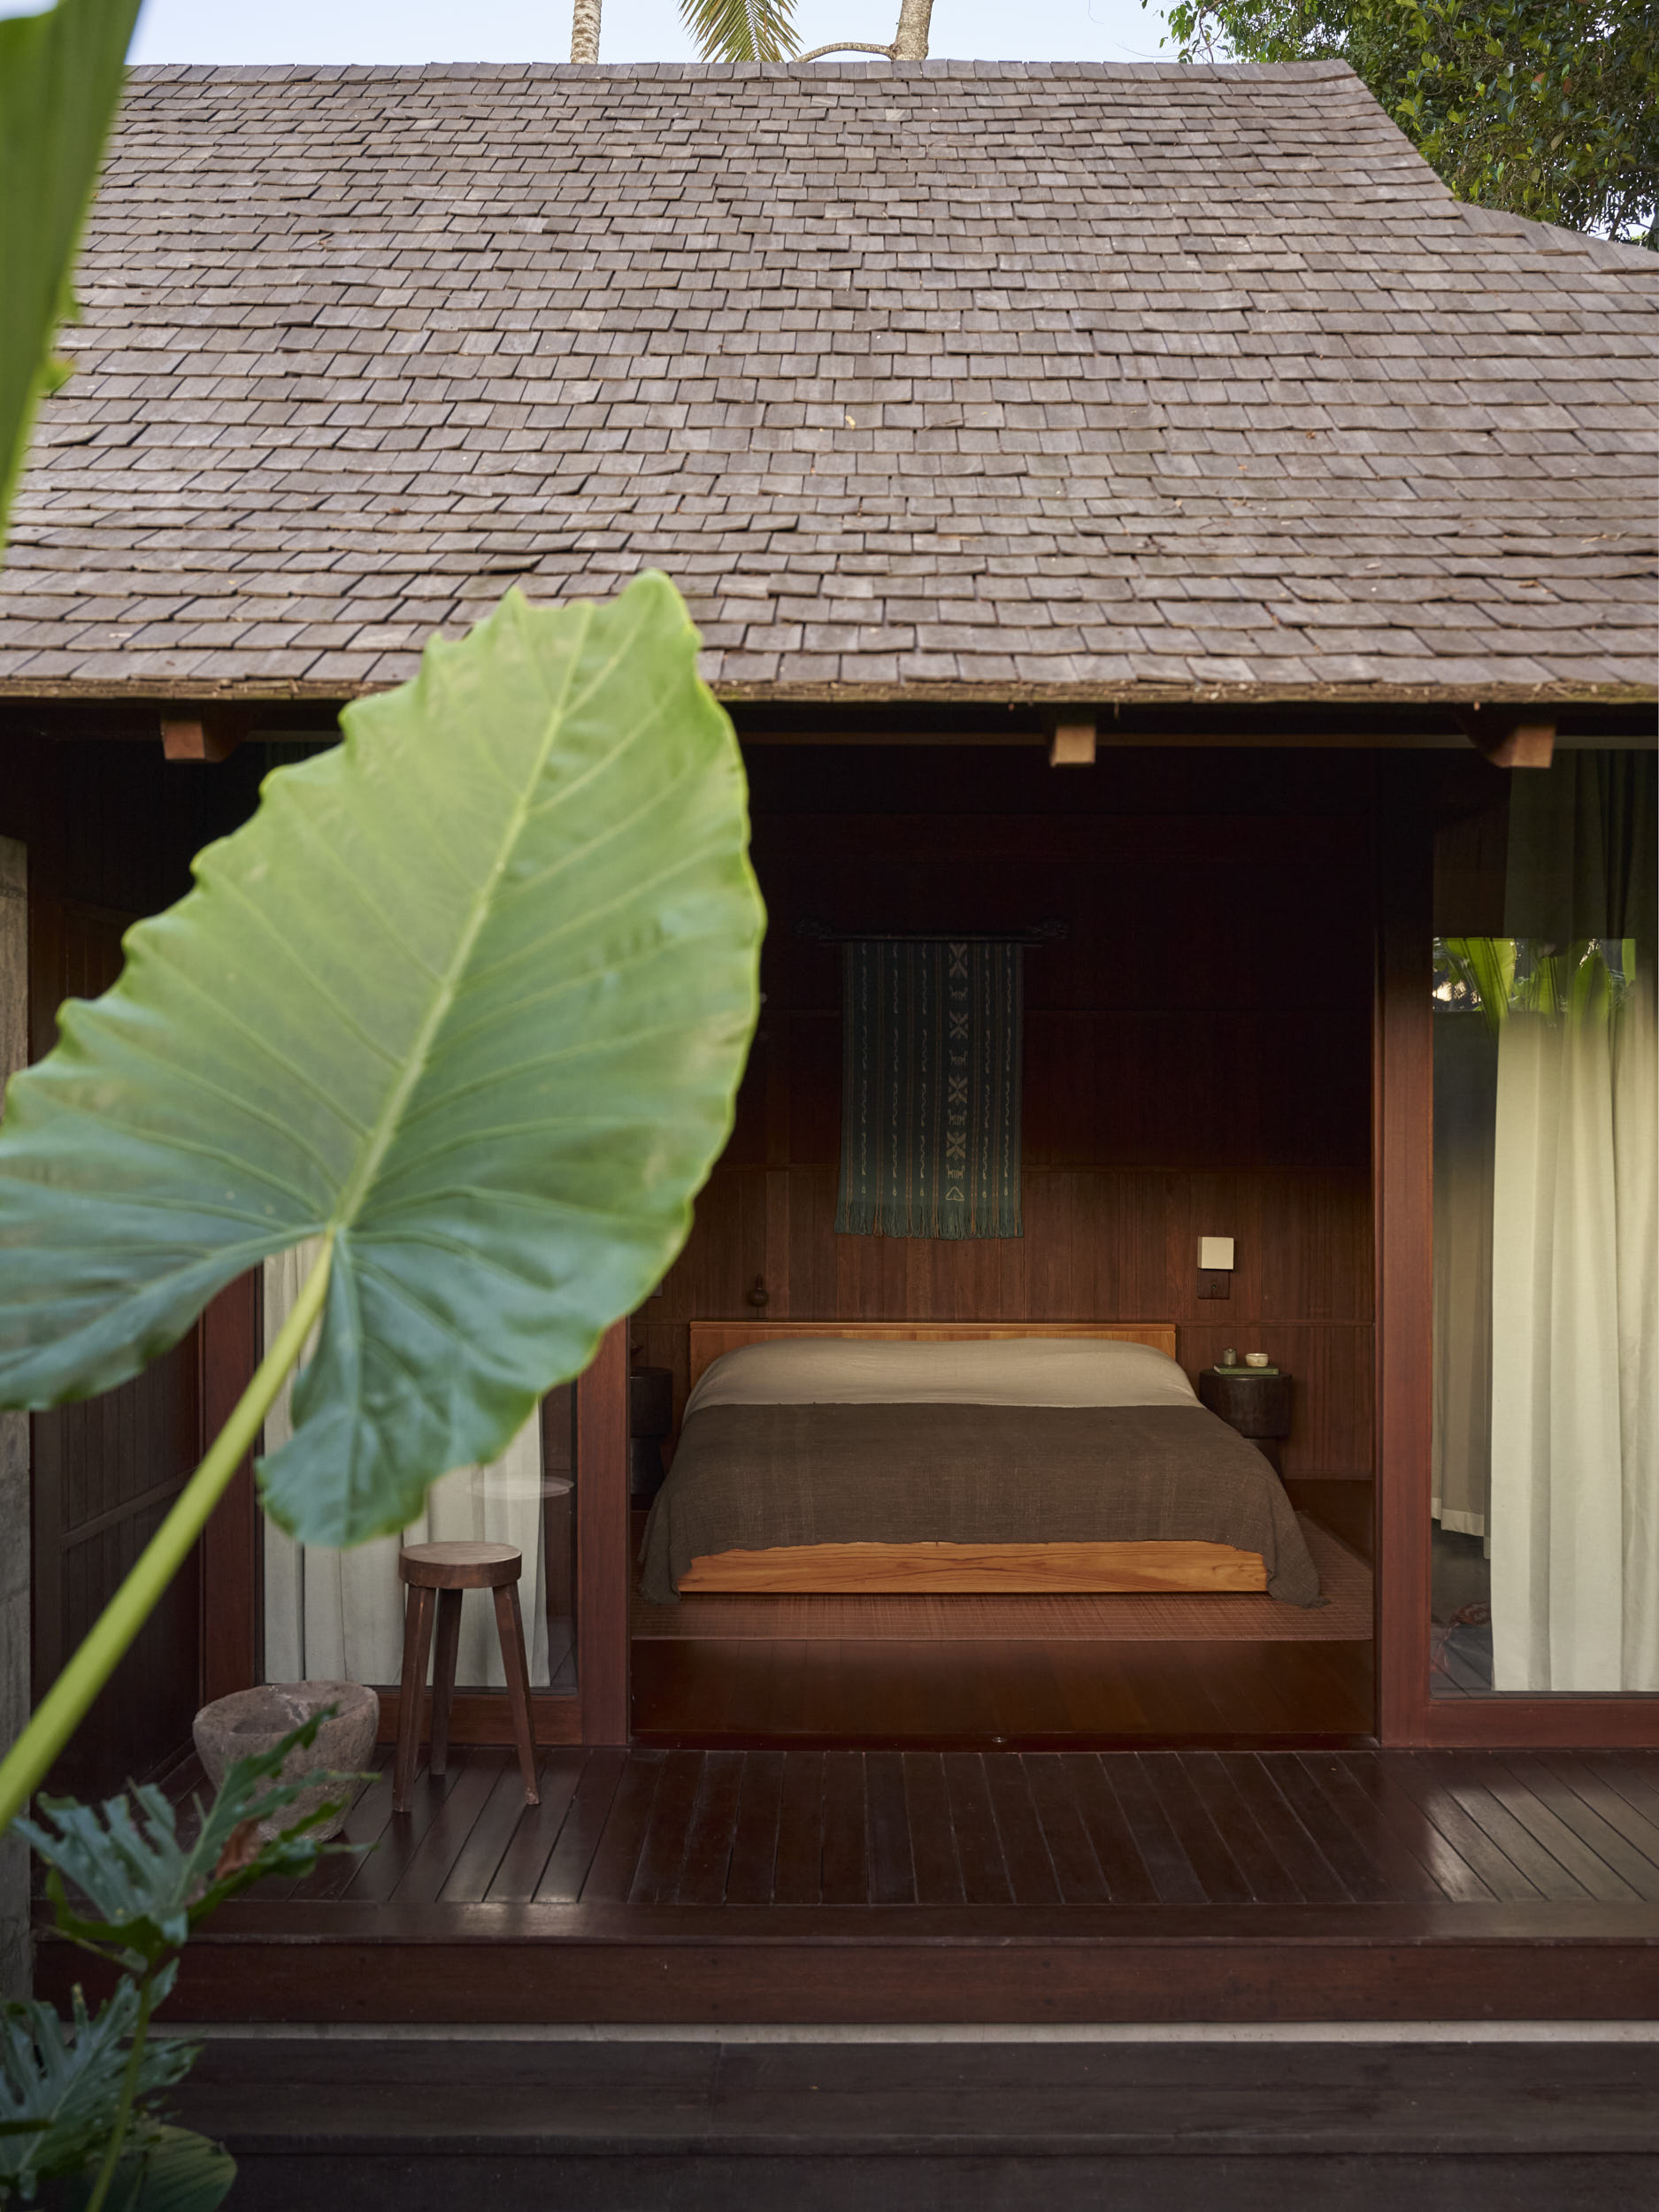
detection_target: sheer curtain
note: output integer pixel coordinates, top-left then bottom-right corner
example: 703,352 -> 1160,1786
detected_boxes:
1488,756 -> 1658,1692
261,1241 -> 550,1687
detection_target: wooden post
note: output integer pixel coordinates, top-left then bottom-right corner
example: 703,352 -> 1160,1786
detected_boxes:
200,1272 -> 261,1701
576,1320 -> 630,1744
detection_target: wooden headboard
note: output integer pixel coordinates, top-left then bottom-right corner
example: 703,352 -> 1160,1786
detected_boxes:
686,1320 -> 1179,1397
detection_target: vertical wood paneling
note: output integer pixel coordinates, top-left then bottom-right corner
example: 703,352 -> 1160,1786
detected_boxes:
578,1321 -> 630,1746
641,757 -> 1379,1486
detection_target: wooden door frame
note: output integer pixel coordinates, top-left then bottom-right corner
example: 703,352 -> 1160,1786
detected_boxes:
202,1310 -> 629,1749
1373,753 -> 1659,1747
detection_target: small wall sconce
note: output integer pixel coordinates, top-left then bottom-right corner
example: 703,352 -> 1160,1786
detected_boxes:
1198,1235 -> 1234,1301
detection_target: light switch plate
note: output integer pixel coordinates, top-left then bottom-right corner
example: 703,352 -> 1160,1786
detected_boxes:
1199,1236 -> 1235,1271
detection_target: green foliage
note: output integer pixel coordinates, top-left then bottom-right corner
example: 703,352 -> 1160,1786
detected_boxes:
2,1722 -> 357,2208
0,574 -> 765,1548
16,1713 -> 360,1978
1435,934 -> 1640,1030
679,0 -> 799,61
0,1980 -> 192,2203
1152,0 -> 1658,243
58,2126 -> 236,2212
0,0 -> 142,535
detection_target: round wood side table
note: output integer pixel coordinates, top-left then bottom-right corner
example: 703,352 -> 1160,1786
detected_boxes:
1197,1369 -> 1294,1476
393,1540 -> 539,1813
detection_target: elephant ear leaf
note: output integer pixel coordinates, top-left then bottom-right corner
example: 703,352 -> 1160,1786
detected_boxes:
0,0 -> 143,533
0,574 -> 764,1544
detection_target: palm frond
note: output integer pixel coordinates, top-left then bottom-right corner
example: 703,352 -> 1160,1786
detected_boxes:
680,0 -> 798,63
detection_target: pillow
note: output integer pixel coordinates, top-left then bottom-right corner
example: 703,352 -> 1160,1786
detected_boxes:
685,1334 -> 1197,1416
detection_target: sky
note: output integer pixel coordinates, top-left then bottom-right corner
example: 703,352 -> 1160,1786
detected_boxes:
98,0 -> 1179,69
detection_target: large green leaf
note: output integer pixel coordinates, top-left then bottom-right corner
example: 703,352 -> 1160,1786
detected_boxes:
0,0 -> 142,535
0,575 -> 764,1544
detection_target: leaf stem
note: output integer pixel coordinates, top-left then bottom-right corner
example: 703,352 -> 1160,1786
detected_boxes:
0,1237 -> 334,1835
83,1970 -> 156,2212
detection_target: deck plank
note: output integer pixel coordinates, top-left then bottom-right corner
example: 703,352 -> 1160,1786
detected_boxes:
1065,1755 -> 1161,1905
1432,1758 -> 1595,1905
983,1756 -> 1061,1905
902,1753 -> 965,1906
533,1749 -> 628,1904
1140,1753 -> 1252,1905
1382,1755 -> 1545,1904
771,1752 -> 825,1905
1181,1753 -> 1305,1905
631,1750 -> 703,1905
1285,1754 -> 1435,1903
1258,1754 -> 1398,1904
864,1751 -> 916,1906
941,1755 -> 1014,1905
719,1749 -> 784,1906
390,1754 -> 510,1908
1022,1755 -> 1110,1905
1095,1754 -> 1207,1905
482,1749 -> 587,1903
675,1751 -> 747,1907
819,1751 -> 869,1905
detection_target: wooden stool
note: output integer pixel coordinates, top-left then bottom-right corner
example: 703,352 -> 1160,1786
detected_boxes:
393,1541 -> 539,1813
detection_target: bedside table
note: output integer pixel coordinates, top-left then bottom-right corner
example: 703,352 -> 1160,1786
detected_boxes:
1198,1369 -> 1294,1476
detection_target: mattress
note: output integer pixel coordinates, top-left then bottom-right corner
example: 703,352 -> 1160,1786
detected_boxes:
640,1338 -> 1324,1607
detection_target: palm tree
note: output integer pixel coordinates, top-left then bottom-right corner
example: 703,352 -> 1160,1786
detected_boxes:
680,0 -> 933,62
570,0 -> 933,72
571,0 -> 602,60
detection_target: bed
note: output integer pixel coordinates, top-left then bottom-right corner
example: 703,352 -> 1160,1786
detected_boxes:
639,1325 -> 1323,1606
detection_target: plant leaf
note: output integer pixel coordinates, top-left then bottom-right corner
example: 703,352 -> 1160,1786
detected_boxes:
61,2124 -> 236,2212
0,0 -> 142,536
679,0 -> 798,62
19,1717 -> 366,1974
0,1981 -> 192,2197
0,574 -> 764,1544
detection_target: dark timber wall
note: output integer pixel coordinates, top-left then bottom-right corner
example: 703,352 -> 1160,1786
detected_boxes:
634,746 -> 1377,1534
3,736 -> 266,1795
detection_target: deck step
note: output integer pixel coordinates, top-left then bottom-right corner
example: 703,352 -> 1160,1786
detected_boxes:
177,2035 -> 1659,2211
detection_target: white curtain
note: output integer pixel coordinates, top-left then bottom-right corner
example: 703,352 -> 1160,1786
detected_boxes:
261,1241 -> 550,1687
1488,755 -> 1658,1693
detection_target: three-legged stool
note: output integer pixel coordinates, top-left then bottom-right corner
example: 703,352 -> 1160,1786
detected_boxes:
393,1540 -> 539,1813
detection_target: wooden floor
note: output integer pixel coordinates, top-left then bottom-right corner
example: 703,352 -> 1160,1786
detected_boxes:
42,1743 -> 1657,2025
630,1635 -> 1375,1743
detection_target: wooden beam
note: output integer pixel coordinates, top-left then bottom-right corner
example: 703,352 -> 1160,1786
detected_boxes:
1048,719 -> 1096,766
160,717 -> 239,764
1459,713 -> 1555,769
576,1321 -> 630,1745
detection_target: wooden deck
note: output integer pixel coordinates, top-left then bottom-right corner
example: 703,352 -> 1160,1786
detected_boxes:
39,1745 -> 1659,2025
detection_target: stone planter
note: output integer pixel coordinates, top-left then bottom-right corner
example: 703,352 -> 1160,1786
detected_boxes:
192,1680 -> 379,1842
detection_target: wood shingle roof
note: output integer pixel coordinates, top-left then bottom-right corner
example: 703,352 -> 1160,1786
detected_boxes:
1,60 -> 1653,703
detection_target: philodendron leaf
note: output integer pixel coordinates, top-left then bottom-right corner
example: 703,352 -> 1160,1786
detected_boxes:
61,2125 -> 236,2212
0,574 -> 764,1543
0,0 -> 143,534
0,1981 -> 193,2199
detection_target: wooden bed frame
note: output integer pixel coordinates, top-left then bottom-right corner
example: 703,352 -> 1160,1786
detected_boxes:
677,1322 -> 1270,1595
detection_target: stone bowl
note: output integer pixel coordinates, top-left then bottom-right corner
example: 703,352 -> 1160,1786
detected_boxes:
192,1680 -> 379,1842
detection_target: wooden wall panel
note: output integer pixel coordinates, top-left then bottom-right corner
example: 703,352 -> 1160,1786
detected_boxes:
634,749 -> 1377,1488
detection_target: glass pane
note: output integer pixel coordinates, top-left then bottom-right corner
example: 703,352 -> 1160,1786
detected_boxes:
1431,752 -> 1657,1696
259,1241 -> 576,1691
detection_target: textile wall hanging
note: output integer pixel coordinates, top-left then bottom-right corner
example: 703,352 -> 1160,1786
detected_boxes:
835,938 -> 1023,1239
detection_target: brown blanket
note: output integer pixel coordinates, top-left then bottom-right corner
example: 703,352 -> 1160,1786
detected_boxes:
640,1402 -> 1324,1607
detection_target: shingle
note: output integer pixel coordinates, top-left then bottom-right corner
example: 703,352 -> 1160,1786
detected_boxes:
0,59 -> 1653,703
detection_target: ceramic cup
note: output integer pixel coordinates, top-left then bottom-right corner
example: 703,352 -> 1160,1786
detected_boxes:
1244,1352 -> 1271,1369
